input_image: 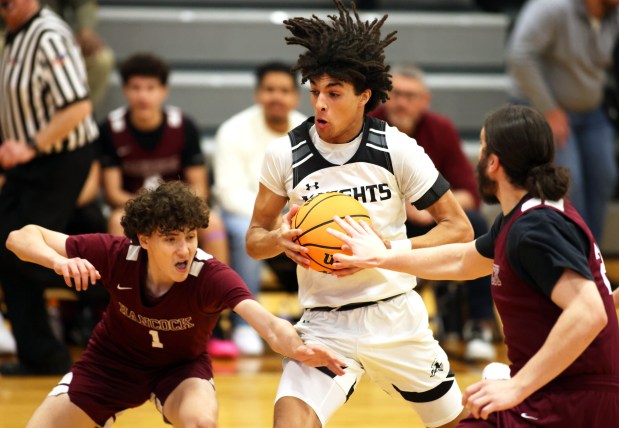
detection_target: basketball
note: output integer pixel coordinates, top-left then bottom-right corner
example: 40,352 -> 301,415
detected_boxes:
292,192 -> 371,273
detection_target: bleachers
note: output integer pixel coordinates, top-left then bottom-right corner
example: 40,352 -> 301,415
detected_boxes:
95,6 -> 510,138
91,3 -> 619,254
98,0 -> 478,11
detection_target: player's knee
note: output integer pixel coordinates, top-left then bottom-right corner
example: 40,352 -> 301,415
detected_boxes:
178,413 -> 218,428
274,397 -> 321,428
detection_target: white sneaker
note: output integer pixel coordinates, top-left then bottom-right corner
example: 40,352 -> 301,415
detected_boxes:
0,313 -> 17,355
464,337 -> 497,362
463,320 -> 496,361
232,325 -> 264,356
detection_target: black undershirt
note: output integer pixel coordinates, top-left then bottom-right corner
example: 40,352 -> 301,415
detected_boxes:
475,197 -> 594,297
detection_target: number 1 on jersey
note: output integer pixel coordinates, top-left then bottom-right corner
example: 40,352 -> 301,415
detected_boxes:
149,330 -> 164,348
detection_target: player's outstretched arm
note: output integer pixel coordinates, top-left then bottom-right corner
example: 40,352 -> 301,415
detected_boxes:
6,225 -> 100,291
234,299 -> 346,375
613,288 -> 619,310
246,184 -> 310,267
328,216 -> 493,280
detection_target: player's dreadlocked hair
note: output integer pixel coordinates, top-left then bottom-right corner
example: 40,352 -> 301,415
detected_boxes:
284,0 -> 397,113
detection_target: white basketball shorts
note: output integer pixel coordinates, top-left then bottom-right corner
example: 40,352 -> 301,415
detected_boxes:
276,290 -> 463,427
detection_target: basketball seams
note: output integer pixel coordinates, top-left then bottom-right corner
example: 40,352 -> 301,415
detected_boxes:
292,191 -> 371,272
296,214 -> 371,239
294,193 -> 350,229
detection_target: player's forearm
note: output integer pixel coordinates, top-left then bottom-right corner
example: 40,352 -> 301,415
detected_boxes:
6,225 -> 66,269
411,213 -> 473,249
246,226 -> 285,260
511,296 -> 607,400
263,316 -> 305,358
237,300 -> 303,357
613,288 -> 619,309
379,242 -> 482,280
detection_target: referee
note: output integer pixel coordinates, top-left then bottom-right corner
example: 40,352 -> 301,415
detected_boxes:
0,0 -> 98,375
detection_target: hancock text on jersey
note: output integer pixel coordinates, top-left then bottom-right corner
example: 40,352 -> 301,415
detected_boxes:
119,302 -> 195,331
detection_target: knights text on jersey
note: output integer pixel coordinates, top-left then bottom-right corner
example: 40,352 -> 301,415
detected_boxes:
260,116 -> 447,308
65,234 -> 253,369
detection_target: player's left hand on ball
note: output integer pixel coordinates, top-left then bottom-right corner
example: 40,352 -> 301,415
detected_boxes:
327,216 -> 386,270
462,379 -> 525,420
53,257 -> 101,291
293,344 -> 347,376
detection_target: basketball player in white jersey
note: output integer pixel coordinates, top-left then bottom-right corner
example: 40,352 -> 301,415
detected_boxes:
246,1 -> 473,427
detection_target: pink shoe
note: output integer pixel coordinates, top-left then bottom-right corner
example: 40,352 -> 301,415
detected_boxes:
207,338 -> 239,359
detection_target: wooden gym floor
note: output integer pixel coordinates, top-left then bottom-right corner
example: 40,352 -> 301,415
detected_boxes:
2,259 -> 619,428
0,344 -> 503,428
0,287 -> 506,428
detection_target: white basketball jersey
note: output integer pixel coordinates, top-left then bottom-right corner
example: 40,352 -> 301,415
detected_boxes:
260,116 -> 448,308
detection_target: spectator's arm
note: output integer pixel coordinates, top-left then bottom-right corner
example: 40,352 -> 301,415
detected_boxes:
75,160 -> 101,207
184,165 -> 208,200
101,166 -> 133,208
452,190 -> 477,212
213,125 -> 258,217
506,1 -> 559,114
431,117 -> 480,210
69,0 -> 99,32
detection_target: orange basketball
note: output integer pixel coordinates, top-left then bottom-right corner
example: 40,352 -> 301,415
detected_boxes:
292,192 -> 371,273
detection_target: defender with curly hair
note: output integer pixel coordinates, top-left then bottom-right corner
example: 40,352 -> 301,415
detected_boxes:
6,181 -> 346,427
247,1 -> 472,427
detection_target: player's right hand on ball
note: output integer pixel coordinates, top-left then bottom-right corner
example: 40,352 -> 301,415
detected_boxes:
53,257 -> 101,291
281,205 -> 310,268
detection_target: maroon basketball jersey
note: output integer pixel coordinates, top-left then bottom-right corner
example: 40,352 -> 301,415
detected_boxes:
107,107 -> 187,193
493,197 -> 619,378
66,234 -> 253,369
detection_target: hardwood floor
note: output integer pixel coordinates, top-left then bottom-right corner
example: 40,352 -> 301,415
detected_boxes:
0,351 -> 500,428
0,286 -> 505,428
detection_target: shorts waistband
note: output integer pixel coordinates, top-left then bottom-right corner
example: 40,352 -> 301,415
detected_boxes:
307,292 -> 405,312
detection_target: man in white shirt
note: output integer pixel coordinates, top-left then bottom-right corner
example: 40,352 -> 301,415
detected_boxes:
213,62 -> 307,355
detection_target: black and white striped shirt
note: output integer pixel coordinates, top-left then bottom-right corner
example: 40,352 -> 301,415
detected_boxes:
0,7 -> 98,154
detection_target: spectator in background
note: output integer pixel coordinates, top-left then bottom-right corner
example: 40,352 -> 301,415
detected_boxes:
213,61 -> 306,356
43,0 -> 114,107
0,0 -> 98,375
506,0 -> 619,243
98,53 -> 229,265
370,64 -> 496,361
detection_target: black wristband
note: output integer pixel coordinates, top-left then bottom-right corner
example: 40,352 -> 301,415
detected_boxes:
25,136 -> 41,154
